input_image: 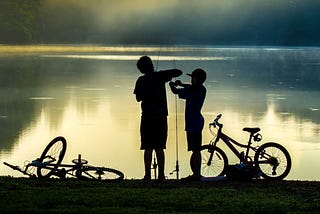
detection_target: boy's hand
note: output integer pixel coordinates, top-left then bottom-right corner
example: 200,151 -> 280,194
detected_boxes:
174,80 -> 182,86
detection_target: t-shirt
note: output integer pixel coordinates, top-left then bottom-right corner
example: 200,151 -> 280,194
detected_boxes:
177,84 -> 206,132
134,70 -> 180,116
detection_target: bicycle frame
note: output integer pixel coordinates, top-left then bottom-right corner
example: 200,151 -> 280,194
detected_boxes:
213,132 -> 260,163
5,154 -> 93,179
210,116 -> 260,163
36,154 -> 94,179
4,136 -> 124,181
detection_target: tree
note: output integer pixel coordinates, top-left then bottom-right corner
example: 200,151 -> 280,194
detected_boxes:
0,0 -> 41,44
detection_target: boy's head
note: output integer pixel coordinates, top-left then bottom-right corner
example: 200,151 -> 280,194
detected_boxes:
137,56 -> 154,74
188,68 -> 206,85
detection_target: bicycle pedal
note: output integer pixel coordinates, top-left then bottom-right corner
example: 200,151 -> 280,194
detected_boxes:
95,168 -> 105,175
72,159 -> 88,165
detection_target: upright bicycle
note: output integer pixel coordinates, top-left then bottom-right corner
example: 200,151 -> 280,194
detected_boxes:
201,114 -> 291,180
4,136 -> 124,181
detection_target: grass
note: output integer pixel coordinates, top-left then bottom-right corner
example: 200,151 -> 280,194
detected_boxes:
0,177 -> 319,213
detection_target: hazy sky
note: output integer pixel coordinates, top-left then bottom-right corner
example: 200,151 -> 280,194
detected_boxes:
43,0 -> 320,45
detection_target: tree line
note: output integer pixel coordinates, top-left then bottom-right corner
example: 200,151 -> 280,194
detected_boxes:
1,0 -> 320,46
0,1 -> 41,44
0,0 -> 100,44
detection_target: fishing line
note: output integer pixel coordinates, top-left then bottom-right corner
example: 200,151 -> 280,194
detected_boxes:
152,46 -> 161,179
155,47 -> 161,71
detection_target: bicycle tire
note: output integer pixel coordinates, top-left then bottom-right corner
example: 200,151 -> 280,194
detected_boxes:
37,136 -> 67,178
78,166 -> 124,181
200,145 -> 228,177
254,142 -> 291,180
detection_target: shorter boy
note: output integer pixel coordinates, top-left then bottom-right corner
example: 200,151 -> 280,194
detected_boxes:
169,68 -> 207,181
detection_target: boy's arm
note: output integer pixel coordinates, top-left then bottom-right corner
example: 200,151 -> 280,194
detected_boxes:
169,81 -> 179,94
170,69 -> 183,78
135,94 -> 142,102
169,80 -> 189,95
160,69 -> 182,81
173,80 -> 189,88
134,78 -> 142,102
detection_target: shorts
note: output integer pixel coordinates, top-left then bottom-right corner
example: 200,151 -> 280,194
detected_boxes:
140,115 -> 167,150
186,131 -> 202,151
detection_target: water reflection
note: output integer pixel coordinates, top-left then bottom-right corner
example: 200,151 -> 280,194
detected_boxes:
0,46 -> 319,180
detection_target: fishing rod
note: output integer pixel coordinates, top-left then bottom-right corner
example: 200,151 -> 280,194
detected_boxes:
155,48 -> 180,180
170,59 -> 180,180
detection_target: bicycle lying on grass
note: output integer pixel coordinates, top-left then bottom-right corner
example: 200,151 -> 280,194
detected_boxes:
201,114 -> 291,180
4,136 -> 124,181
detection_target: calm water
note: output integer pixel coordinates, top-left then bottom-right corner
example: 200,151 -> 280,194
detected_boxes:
0,45 -> 319,180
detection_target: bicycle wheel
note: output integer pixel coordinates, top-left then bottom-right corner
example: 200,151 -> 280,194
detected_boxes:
37,136 -> 67,178
78,166 -> 124,181
200,145 -> 228,177
254,142 -> 291,180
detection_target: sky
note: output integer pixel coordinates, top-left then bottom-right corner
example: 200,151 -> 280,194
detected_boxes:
43,0 -> 320,45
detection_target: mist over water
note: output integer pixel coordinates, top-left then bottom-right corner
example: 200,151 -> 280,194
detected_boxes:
0,45 -> 319,180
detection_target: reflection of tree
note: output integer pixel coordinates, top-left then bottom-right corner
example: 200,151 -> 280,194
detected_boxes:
204,86 -> 320,131
0,90 -> 36,150
0,57 -> 39,150
0,56 -> 96,151
0,56 -> 137,152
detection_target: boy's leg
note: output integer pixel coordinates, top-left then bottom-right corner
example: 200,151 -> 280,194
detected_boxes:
155,148 -> 165,180
190,150 -> 201,177
144,148 -> 153,180
187,132 -> 202,178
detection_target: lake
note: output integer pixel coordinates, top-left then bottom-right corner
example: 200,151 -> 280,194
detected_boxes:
0,45 -> 319,181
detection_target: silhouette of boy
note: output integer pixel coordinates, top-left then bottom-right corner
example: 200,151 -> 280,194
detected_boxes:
169,68 -> 207,181
134,56 -> 182,181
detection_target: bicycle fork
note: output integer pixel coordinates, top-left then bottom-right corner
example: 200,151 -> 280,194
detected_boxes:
206,146 -> 221,166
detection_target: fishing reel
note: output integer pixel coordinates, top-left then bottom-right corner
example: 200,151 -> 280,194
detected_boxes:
253,133 -> 262,142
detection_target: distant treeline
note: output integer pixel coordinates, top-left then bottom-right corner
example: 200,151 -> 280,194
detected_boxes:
0,0 -> 99,44
0,1 -> 41,44
1,0 -> 320,46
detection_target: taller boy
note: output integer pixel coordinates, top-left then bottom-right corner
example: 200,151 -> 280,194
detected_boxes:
134,56 -> 182,181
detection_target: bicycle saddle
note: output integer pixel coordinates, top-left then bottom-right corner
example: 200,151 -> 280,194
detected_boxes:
242,127 -> 260,134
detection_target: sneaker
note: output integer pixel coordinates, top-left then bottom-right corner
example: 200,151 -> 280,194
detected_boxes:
157,175 -> 166,182
142,175 -> 151,182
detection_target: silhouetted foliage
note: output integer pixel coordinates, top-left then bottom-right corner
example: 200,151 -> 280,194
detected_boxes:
1,0 -> 320,45
0,0 -> 42,44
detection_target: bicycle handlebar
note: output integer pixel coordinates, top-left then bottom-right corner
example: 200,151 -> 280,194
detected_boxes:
209,114 -> 222,127
3,161 -> 37,178
3,162 -> 21,171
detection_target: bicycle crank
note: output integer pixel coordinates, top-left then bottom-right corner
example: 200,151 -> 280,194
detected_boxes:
268,157 -> 279,175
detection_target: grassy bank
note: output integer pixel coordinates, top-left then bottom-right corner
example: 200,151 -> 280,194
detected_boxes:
0,177 -> 319,213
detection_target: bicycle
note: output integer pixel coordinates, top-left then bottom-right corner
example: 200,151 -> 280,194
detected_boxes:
200,114 -> 292,180
4,136 -> 124,181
